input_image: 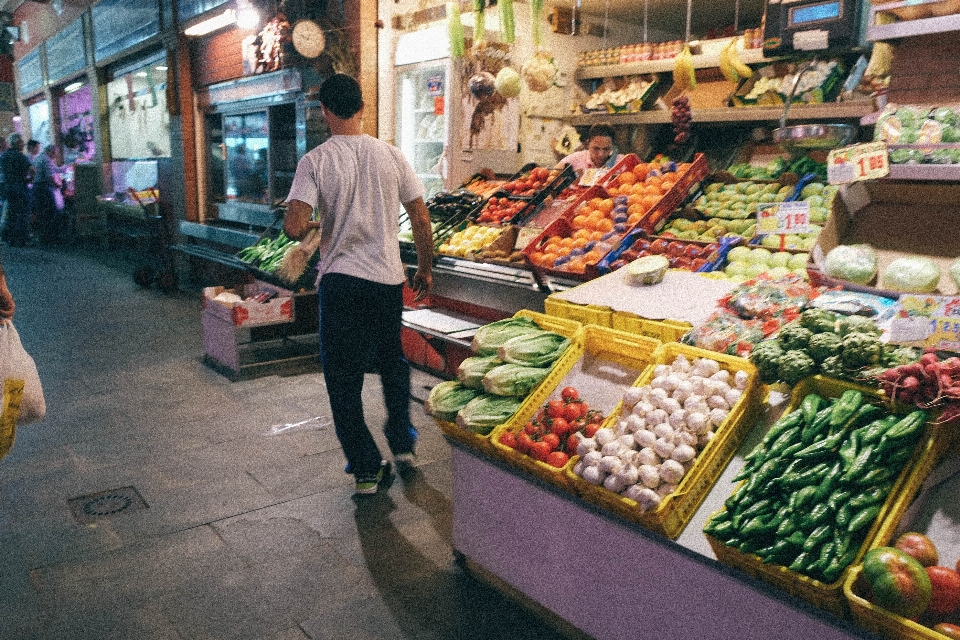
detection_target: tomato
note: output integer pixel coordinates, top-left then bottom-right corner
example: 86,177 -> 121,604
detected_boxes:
682,244 -> 701,259
516,432 -> 534,454
498,431 -> 518,449
926,566 -> 960,614
587,409 -> 605,424
566,433 -> 580,454
529,440 -> 552,462
934,623 -> 960,640
649,238 -> 671,254
561,386 -> 579,402
541,432 -> 561,451
895,532 -> 939,567
546,451 -> 569,468
547,399 -> 566,419
666,241 -> 687,257
549,417 -> 570,437
583,422 -> 600,438
524,420 -> 539,436
562,402 -> 582,423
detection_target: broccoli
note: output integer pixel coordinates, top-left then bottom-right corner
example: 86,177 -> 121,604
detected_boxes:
837,315 -> 882,337
799,308 -> 839,334
840,331 -> 883,369
808,332 -> 842,364
778,350 -> 817,386
819,354 -> 847,380
749,339 -> 784,385
777,324 -> 814,352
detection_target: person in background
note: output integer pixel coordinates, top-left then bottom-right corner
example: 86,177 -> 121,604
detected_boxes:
559,123 -> 624,178
25,140 -> 40,163
0,137 -> 9,243
31,144 -> 64,244
0,134 -> 34,247
0,255 -> 13,322
283,73 -> 433,496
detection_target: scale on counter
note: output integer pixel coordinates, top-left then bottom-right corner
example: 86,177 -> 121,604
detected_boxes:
762,0 -> 866,56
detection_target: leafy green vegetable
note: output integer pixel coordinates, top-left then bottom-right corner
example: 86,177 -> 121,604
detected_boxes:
425,381 -> 480,422
799,308 -> 838,334
497,331 -> 570,367
837,315 -> 882,337
881,256 -> 941,293
808,332 -> 842,364
482,363 -> 550,397
824,244 -> 878,285
778,350 -> 817,386
471,317 -> 543,356
457,355 -> 503,390
749,340 -> 784,385
841,332 -> 883,369
778,325 -> 813,352
455,394 -> 523,434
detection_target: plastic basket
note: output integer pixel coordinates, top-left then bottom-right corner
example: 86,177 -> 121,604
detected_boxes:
566,342 -> 763,539
544,295 -> 614,329
705,376 -> 943,619
490,326 -> 661,490
434,310 -> 585,458
611,311 -> 692,343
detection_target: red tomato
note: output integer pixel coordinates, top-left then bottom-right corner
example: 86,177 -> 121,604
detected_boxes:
926,566 -> 960,614
562,403 -> 582,423
541,432 -> 561,451
524,420 -> 538,436
583,422 -> 600,438
516,432 -> 534,454
566,433 -> 580,454
550,417 -> 570,437
546,451 -> 570,468
682,244 -> 701,259
498,431 -> 518,449
546,399 -> 566,419
560,387 -> 579,402
529,440 -> 552,462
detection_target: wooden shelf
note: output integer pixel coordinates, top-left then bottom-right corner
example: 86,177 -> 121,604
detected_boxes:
885,163 -> 960,181
867,3 -> 960,41
575,44 -> 772,81
564,102 -> 875,126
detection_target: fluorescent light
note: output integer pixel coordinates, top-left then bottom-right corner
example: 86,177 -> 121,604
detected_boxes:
184,9 -> 236,36
236,0 -> 259,30
155,66 -> 168,71
64,81 -> 83,93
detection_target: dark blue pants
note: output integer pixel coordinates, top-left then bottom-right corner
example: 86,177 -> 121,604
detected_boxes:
319,272 -> 416,477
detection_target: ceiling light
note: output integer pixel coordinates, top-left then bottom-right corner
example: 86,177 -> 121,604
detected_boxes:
64,81 -> 83,93
184,9 -> 236,36
236,0 -> 259,30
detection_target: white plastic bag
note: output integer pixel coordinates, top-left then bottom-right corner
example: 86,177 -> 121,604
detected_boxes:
0,321 -> 45,424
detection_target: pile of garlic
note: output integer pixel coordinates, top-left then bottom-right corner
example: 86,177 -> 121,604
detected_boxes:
572,354 -> 751,512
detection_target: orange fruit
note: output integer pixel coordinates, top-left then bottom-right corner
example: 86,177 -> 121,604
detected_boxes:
559,236 -> 574,249
627,212 -> 643,226
596,198 -> 614,215
596,217 -> 614,233
572,214 -> 589,229
617,171 -> 636,186
589,231 -> 604,242
572,236 -> 589,249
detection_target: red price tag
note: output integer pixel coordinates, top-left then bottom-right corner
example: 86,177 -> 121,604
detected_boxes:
827,142 -> 889,184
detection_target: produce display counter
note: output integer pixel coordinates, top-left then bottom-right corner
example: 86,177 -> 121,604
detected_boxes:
450,439 -> 880,640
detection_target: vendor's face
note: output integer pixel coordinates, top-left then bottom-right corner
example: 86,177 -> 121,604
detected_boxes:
587,135 -> 614,167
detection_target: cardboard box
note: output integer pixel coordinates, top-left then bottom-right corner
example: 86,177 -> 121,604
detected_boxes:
202,280 -> 294,327
808,180 -> 960,297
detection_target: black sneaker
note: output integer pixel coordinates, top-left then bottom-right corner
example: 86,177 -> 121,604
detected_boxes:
393,451 -> 416,471
355,461 -> 391,495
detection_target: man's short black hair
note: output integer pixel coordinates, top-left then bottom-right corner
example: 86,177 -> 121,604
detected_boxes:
586,123 -> 615,142
318,73 -> 363,120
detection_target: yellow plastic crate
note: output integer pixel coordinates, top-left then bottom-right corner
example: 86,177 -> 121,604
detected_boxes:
434,310 -> 585,458
611,310 -> 691,343
490,326 -> 660,490
544,295 -> 613,329
706,376 -> 943,619
566,341 -> 763,539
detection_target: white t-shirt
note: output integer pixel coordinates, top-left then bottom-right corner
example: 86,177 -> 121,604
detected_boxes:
285,134 -> 424,286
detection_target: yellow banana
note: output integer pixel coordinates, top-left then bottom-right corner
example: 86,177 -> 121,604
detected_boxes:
673,45 -> 696,92
728,36 -> 754,80
719,39 -> 740,83
864,41 -> 894,78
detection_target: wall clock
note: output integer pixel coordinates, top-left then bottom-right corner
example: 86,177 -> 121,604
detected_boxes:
292,19 -> 325,59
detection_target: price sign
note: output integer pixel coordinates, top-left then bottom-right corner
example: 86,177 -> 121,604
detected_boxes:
889,294 -> 960,351
756,201 -> 810,235
579,167 -> 602,187
827,141 -> 889,184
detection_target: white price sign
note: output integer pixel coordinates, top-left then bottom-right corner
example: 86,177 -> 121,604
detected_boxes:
757,201 -> 810,236
827,142 -> 890,184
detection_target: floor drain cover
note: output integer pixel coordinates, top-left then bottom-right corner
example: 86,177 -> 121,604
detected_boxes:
68,486 -> 148,523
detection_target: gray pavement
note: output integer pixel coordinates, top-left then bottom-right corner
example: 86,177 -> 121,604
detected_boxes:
0,244 -> 569,640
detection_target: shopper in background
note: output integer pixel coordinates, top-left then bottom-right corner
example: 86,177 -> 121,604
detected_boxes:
25,140 -> 40,163
0,134 -> 34,247
31,144 -> 65,244
559,123 -> 624,177
0,137 -> 9,244
283,73 -> 433,496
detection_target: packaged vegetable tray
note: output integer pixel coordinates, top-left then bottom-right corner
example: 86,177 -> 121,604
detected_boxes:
565,342 -> 763,539
433,310 -> 584,457
705,376 -> 943,619
490,326 -> 660,490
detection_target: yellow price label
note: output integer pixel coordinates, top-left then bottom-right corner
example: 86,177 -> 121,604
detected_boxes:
827,141 -> 889,184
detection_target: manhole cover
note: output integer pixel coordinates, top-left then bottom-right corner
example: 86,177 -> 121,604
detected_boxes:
68,486 -> 148,523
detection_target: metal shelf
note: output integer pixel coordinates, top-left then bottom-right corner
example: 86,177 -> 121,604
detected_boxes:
867,2 -> 960,41
564,102 -> 875,126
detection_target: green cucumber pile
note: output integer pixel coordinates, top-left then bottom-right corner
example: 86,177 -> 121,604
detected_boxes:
704,389 -> 928,585
237,233 -> 298,274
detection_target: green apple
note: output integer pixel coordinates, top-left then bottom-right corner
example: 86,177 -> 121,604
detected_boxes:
727,246 -> 752,263
788,252 -> 809,269
800,182 -> 825,199
749,247 -> 773,264
769,251 -> 792,268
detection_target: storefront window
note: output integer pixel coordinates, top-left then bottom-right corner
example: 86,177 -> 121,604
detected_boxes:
27,100 -> 51,147
224,111 -> 268,203
106,54 -> 170,160
58,83 -> 95,166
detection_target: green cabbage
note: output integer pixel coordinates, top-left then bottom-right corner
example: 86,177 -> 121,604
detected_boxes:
425,380 -> 480,422
496,331 -> 570,367
482,363 -> 550,397
457,355 -> 503,390
881,256 -> 941,293
455,394 -> 523,434
950,258 -> 960,290
824,244 -> 877,285
471,317 -> 543,356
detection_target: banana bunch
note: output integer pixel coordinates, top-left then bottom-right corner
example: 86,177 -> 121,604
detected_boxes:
864,42 -> 894,79
719,36 -> 754,83
672,44 -> 697,93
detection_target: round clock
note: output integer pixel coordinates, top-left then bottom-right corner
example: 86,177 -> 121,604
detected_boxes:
292,19 -> 325,58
